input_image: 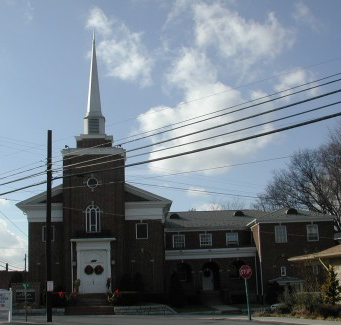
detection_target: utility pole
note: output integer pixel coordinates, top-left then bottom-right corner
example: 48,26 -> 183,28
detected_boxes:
45,130 -> 52,322
24,254 -> 27,322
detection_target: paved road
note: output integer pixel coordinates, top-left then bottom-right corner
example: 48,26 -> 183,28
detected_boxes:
0,314 -> 339,325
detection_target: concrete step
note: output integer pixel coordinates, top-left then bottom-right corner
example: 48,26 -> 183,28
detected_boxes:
65,305 -> 115,315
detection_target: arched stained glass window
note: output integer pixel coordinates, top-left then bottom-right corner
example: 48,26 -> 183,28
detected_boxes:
86,203 -> 101,233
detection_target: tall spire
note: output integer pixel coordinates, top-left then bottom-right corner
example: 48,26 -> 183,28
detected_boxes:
84,32 -> 105,135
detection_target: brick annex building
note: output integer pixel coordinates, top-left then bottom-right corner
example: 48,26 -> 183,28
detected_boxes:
16,38 -> 336,304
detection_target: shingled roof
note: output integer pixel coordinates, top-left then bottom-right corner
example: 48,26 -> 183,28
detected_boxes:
165,208 -> 334,231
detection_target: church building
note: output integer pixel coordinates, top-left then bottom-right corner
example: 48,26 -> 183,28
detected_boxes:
16,36 -> 336,304
17,36 -> 172,295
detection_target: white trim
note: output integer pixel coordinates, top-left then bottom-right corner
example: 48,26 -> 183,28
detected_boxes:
165,247 -> 256,260
199,233 -> 212,247
125,202 -> 165,221
62,145 -> 125,158
306,224 -> 319,242
275,225 -> 287,243
280,266 -> 287,277
248,216 -> 334,227
136,223 -> 148,239
226,232 -> 239,247
71,237 -> 115,243
42,225 -> 55,242
172,234 -> 185,249
73,239 -> 112,294
23,204 -> 63,223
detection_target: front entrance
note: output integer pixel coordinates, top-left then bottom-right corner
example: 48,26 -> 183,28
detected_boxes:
79,250 -> 107,293
202,268 -> 214,291
73,239 -> 112,294
201,261 -> 220,291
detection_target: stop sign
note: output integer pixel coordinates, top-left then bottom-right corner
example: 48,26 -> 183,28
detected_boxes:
239,265 -> 252,279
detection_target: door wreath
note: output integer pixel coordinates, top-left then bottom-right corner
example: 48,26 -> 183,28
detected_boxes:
84,265 -> 94,275
94,265 -> 104,275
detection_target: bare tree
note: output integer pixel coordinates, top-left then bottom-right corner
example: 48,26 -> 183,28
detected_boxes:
254,122 -> 341,231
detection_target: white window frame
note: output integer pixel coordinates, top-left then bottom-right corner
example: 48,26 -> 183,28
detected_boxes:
172,234 -> 185,249
226,232 -> 239,247
280,266 -> 287,277
85,203 -> 101,233
275,225 -> 287,243
306,224 -> 319,241
136,223 -> 148,239
200,233 -> 212,247
42,225 -> 55,242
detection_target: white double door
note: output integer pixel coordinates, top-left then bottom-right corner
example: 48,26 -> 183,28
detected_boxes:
76,240 -> 111,294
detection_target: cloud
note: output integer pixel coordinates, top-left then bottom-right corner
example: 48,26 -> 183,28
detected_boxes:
136,1 -> 292,175
274,69 -> 317,99
192,2 -> 295,71
194,203 -> 223,211
0,219 -> 26,269
0,198 -> 10,206
292,2 -> 321,32
4,0 -> 34,23
23,0 -> 34,23
165,47 -> 216,92
186,186 -> 207,197
138,77 -> 274,174
86,7 -> 153,87
86,7 -> 113,37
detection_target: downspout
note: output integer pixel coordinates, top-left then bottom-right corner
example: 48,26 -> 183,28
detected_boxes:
70,242 -> 73,292
258,224 -> 264,302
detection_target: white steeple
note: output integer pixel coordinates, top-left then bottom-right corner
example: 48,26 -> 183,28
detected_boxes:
84,32 -> 105,135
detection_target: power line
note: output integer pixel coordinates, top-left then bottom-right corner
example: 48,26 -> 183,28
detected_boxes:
1,109 -> 340,197
60,91 -> 341,173
0,73 -> 340,186
0,209 -> 28,237
117,73 -> 341,145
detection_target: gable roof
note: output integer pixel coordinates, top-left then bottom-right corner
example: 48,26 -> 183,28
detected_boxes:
16,184 -> 63,209
165,208 -> 334,231
16,183 -> 172,210
125,183 -> 172,204
247,208 -> 334,227
165,210 -> 263,230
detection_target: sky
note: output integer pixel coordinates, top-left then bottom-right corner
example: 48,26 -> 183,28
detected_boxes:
0,0 -> 341,271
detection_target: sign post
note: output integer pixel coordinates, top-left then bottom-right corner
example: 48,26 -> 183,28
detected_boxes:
239,265 -> 252,321
0,289 -> 12,323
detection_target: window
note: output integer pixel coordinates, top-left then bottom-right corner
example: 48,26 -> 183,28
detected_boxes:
280,266 -> 287,277
200,233 -> 212,247
172,234 -> 185,249
136,223 -> 148,239
42,225 -> 55,242
226,232 -> 239,247
312,265 -> 319,275
86,203 -> 101,233
275,225 -> 287,243
307,224 -> 319,241
86,177 -> 99,190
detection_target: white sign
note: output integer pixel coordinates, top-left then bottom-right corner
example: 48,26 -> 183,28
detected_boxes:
46,281 -> 54,292
0,291 -> 10,311
0,289 -> 12,322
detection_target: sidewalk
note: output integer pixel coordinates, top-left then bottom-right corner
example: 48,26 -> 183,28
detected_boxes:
1,313 -> 340,325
